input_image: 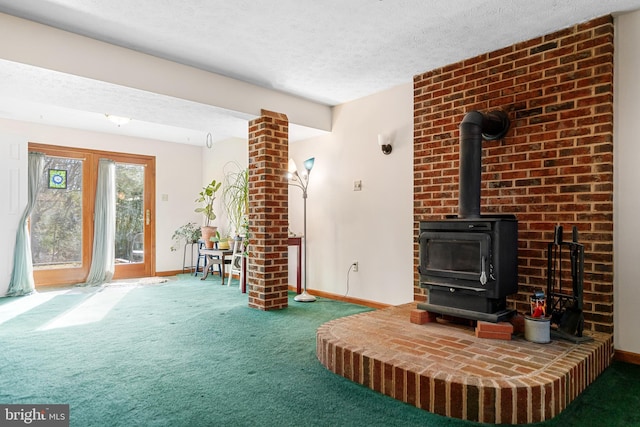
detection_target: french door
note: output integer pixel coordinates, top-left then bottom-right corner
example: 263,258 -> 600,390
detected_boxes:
29,143 -> 155,286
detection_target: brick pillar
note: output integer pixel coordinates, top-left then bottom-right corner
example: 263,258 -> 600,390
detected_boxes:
247,109 -> 289,310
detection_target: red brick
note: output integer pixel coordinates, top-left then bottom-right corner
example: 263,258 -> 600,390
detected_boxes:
475,329 -> 512,340
410,309 -> 438,324
476,321 -> 514,334
508,314 -> 525,334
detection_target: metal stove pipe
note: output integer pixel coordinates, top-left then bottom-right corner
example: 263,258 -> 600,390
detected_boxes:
458,110 -> 510,219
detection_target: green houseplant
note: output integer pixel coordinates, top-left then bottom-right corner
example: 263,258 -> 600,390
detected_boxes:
195,179 -> 222,248
222,162 -> 249,237
208,230 -> 232,250
170,222 -> 202,251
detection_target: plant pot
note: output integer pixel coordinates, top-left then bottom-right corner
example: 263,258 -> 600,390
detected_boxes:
200,226 -> 218,249
524,315 -> 551,343
217,238 -> 231,250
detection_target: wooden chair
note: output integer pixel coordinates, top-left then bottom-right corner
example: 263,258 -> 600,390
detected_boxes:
227,237 -> 245,288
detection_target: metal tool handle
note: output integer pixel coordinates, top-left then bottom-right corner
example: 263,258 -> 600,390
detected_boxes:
554,225 -> 563,245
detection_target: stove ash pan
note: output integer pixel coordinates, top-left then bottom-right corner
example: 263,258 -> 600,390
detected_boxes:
418,216 -> 518,322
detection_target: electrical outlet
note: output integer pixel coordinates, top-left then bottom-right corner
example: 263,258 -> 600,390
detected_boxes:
352,261 -> 358,272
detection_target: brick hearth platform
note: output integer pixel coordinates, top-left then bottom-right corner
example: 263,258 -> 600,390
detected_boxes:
316,303 -> 613,424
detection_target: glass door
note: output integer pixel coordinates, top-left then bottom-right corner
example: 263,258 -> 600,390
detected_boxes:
111,156 -> 154,279
30,144 -> 155,286
31,150 -> 90,285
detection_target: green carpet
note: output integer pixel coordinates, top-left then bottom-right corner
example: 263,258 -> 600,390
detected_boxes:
0,274 -> 638,426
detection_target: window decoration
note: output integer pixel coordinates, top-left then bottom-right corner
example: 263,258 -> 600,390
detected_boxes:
48,169 -> 67,189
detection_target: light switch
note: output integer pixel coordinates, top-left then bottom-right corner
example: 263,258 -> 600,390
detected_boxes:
354,180 -> 362,191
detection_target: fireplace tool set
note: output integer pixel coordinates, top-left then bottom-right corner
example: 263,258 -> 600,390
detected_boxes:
546,225 -> 592,343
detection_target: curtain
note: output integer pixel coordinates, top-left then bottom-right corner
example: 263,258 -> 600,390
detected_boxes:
6,152 -> 46,297
84,159 -> 116,286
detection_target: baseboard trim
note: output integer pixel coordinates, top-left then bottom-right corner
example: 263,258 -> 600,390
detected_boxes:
288,286 -> 390,309
614,349 -> 640,365
156,270 -> 184,277
157,270 -> 240,279
157,274 -> 387,309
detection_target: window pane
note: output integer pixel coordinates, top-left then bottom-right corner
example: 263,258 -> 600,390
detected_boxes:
31,157 -> 83,269
115,163 -> 145,264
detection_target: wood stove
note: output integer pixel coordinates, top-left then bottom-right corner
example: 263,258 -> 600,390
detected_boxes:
417,110 -> 518,322
418,216 -> 518,322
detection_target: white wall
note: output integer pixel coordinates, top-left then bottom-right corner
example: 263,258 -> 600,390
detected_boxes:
0,118 -> 204,276
289,83 -> 415,306
614,10 -> 640,355
0,131 -> 28,296
194,84 -> 415,306
201,137 -> 249,237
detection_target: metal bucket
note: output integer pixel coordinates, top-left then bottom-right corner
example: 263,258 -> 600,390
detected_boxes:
524,315 -> 551,343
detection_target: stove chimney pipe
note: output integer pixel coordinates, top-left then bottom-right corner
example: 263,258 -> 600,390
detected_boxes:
458,110 -> 510,219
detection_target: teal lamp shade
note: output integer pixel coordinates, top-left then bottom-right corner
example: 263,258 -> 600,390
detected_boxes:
303,157 -> 315,172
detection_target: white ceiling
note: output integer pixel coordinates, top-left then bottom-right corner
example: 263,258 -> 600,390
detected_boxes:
1,0 -> 639,145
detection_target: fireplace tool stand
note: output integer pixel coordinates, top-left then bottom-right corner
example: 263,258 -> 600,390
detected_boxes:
546,225 -> 593,343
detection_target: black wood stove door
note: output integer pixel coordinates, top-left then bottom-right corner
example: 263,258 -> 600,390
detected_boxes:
419,231 -> 492,289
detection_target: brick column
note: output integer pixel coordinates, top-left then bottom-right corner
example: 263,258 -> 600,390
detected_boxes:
247,109 -> 289,310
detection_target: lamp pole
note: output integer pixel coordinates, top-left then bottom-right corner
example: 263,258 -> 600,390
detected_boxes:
288,157 -> 316,302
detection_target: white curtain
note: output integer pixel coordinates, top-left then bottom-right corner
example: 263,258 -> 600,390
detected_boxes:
84,159 -> 116,286
6,152 -> 46,297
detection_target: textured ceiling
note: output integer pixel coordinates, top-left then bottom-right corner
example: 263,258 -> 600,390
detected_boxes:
0,0 -> 639,145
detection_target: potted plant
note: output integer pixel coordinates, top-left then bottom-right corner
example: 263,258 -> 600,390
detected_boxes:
209,230 -> 232,250
222,162 -> 249,237
170,222 -> 202,251
195,179 -> 222,248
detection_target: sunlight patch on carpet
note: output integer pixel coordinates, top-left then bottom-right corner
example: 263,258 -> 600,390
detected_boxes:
0,290 -> 69,326
37,286 -> 134,331
105,277 -> 170,287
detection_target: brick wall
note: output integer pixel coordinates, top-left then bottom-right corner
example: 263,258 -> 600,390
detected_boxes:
413,16 -> 614,333
247,109 -> 289,311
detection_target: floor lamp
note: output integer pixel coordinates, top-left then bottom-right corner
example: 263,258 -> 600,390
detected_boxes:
288,157 -> 315,302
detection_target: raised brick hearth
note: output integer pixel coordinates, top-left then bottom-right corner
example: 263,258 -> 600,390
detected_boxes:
317,304 -> 613,424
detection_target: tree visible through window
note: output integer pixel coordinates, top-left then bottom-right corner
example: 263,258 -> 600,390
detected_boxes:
31,157 -> 83,269
31,158 -> 146,268
115,163 -> 145,263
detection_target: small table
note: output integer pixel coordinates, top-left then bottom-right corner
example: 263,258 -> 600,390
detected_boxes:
288,236 -> 302,294
235,237 -> 302,294
199,248 -> 233,285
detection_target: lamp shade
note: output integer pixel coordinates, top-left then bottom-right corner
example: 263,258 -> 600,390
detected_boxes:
288,158 -> 298,173
303,157 -> 315,172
